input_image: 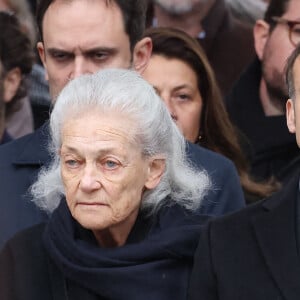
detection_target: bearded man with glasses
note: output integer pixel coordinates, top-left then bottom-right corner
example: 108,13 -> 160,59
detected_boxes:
188,42 -> 300,300
225,0 -> 300,185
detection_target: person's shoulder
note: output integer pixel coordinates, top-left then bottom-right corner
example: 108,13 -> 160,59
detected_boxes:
208,172 -> 297,232
158,203 -> 211,228
197,197 -> 266,245
5,222 -> 46,245
0,222 -> 52,298
187,142 -> 246,216
213,197 -> 265,226
2,223 -> 46,254
186,142 -> 236,172
0,131 -> 35,154
0,124 -> 49,165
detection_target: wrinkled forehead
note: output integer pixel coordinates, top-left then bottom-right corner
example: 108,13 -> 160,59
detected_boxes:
60,107 -> 140,149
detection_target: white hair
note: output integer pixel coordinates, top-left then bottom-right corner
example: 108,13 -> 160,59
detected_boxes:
30,69 -> 211,214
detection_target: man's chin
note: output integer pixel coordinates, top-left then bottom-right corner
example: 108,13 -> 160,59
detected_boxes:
266,85 -> 289,113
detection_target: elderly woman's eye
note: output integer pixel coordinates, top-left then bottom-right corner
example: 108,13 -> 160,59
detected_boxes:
65,159 -> 79,168
103,159 -> 119,170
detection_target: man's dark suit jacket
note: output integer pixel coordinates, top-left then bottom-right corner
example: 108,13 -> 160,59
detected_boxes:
188,172 -> 300,300
0,124 -> 245,249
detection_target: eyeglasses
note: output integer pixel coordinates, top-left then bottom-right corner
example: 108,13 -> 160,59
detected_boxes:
271,16 -> 300,47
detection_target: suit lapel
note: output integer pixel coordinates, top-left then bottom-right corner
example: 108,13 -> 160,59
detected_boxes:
252,176 -> 300,300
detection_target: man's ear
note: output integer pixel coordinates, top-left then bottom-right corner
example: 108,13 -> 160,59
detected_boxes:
37,41 -> 49,81
132,37 -> 152,74
253,20 -> 270,60
144,158 -> 165,190
286,98 -> 296,133
3,67 -> 21,103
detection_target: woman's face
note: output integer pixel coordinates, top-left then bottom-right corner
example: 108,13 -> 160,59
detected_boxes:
143,54 -> 203,143
60,110 -> 162,245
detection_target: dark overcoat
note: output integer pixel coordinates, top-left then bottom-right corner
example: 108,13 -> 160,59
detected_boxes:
188,172 -> 300,300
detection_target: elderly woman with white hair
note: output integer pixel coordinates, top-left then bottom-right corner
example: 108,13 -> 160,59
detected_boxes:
0,69 -> 211,300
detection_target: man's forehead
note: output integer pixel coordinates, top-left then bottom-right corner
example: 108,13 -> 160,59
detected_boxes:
43,0 -> 123,26
42,0 -> 128,45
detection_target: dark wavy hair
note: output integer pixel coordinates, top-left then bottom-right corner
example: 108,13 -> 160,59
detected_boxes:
264,0 -> 290,30
144,27 -> 280,200
36,0 -> 148,51
0,11 -> 33,118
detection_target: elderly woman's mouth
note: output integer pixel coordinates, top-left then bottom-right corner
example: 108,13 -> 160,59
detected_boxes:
77,202 -> 109,207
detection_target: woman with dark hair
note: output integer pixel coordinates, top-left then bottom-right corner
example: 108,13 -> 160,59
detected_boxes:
143,27 -> 279,201
0,11 -> 33,144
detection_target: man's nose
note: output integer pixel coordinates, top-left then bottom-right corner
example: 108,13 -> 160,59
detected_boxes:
70,56 -> 90,79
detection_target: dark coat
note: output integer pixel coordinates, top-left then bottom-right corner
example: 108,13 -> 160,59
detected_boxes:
200,0 -> 255,96
226,59 -> 299,181
0,203 -> 210,300
0,130 -> 12,145
0,124 -> 245,248
188,172 -> 300,300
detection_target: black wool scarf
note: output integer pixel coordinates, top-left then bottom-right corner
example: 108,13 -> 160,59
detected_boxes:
43,200 -> 209,300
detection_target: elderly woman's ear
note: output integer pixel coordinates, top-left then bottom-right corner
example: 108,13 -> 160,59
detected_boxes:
3,67 -> 21,103
144,158 -> 166,190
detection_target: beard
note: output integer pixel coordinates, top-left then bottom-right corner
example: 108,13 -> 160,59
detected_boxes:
154,0 -> 206,14
261,61 -> 289,113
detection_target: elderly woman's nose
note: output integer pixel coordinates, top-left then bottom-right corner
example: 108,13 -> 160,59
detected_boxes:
79,166 -> 101,192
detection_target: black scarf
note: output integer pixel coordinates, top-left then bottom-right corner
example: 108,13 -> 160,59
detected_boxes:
43,200 -> 209,300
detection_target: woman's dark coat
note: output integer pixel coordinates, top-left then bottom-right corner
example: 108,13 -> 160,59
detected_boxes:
0,202 -> 210,300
